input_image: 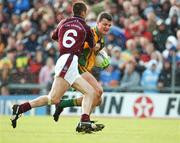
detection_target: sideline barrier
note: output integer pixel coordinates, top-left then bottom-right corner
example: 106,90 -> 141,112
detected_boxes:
0,95 -> 47,115
51,92 -> 180,118
1,92 -> 180,118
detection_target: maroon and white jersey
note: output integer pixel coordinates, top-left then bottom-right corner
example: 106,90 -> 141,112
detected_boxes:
52,16 -> 94,57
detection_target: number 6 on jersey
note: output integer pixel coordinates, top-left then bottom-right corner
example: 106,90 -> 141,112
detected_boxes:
63,29 -> 77,48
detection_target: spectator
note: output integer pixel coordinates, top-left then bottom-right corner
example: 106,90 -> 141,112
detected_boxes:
129,6 -> 141,22
0,34 -> 5,57
138,19 -> 153,41
29,9 -> 40,29
146,11 -> 157,33
20,20 -> 32,37
141,59 -> 160,93
23,28 -> 39,54
15,41 -> 29,69
109,3 -> 118,25
9,0 -> 30,15
11,66 -> 32,94
15,30 -> 24,41
0,48 -> 16,70
151,51 -> 163,71
149,43 -> 163,71
158,59 -> 172,92
3,1 -> 14,18
160,0 -> 171,20
110,46 -> 125,70
168,0 -> 180,18
108,26 -> 126,49
86,11 -> 96,27
122,1 -> 132,18
42,12 -> 55,31
166,14 -> 180,36
99,65 -> 121,87
147,0 -> 162,18
0,62 -> 12,88
45,42 -> 58,63
121,39 -> 138,63
177,29 -> 180,41
28,49 -> 43,83
120,60 -> 140,90
139,0 -> 148,19
39,57 -> 55,85
153,19 -> 172,52
6,35 -> 16,50
162,35 -> 180,64
0,84 -> 10,96
0,9 -> 6,27
1,23 -> 10,47
37,20 -> 50,43
9,14 -> 20,32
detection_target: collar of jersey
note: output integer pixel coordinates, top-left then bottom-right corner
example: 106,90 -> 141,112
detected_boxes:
73,15 -> 85,21
94,26 -> 102,40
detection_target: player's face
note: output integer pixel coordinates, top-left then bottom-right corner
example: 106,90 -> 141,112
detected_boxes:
97,18 -> 112,35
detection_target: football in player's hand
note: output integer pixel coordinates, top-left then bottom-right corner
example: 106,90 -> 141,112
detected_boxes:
95,50 -> 110,69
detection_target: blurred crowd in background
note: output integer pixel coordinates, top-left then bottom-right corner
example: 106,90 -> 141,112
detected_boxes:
0,0 -> 180,95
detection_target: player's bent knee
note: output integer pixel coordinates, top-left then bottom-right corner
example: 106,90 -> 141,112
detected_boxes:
86,86 -> 96,96
97,98 -> 102,106
90,88 -> 97,98
47,93 -> 60,105
51,96 -> 60,104
93,95 -> 102,106
47,95 -> 52,105
95,87 -> 103,97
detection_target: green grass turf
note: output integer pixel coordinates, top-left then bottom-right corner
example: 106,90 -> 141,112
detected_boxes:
0,115 -> 180,143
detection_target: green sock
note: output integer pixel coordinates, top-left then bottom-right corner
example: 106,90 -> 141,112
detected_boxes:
59,99 -> 78,108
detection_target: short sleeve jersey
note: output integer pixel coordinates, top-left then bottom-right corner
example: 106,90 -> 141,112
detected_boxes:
78,27 -> 105,73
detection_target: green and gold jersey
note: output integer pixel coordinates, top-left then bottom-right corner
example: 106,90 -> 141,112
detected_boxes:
78,27 -> 105,74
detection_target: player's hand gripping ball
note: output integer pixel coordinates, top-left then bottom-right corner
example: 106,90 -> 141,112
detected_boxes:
95,50 -> 110,69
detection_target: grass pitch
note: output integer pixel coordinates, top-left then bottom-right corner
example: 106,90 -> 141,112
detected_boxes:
0,115 -> 180,143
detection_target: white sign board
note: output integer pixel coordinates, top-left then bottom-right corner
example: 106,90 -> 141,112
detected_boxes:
51,92 -> 180,118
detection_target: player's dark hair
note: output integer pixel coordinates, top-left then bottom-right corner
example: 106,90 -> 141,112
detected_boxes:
73,1 -> 87,17
97,12 -> 112,22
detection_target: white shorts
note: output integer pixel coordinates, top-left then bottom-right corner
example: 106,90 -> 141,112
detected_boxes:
54,53 -> 81,85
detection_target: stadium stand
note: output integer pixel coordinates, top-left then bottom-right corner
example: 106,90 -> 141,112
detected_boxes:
0,0 -> 180,95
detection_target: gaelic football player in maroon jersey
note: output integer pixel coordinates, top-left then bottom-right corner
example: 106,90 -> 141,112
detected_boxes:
53,12 -> 113,132
11,1 -> 98,133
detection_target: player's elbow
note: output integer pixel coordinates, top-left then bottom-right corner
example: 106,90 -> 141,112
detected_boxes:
51,32 -> 58,41
51,35 -> 58,41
